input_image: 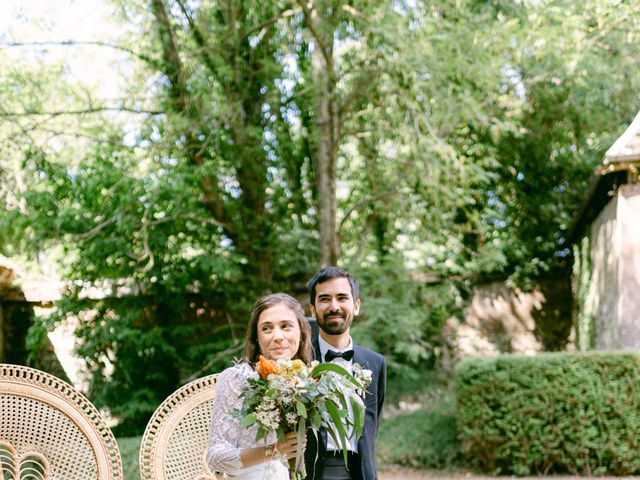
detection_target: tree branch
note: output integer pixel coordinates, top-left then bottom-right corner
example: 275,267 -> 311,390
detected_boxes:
139,210 -> 155,272
1,107 -> 163,117
75,216 -> 120,241
151,0 -> 230,230
151,0 -> 190,113
0,40 -> 160,68
337,69 -> 377,137
296,0 -> 334,70
145,213 -> 228,229
77,210 -> 229,245
338,189 -> 398,236
340,4 -> 370,21
239,7 -> 303,46
182,341 -> 244,384
174,0 -> 219,76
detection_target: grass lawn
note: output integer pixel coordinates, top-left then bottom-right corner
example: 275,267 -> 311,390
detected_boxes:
117,436 -> 141,480
377,369 -> 460,469
378,407 -> 459,469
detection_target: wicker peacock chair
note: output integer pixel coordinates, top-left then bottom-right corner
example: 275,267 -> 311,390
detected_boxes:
139,374 -> 219,480
0,363 -> 123,479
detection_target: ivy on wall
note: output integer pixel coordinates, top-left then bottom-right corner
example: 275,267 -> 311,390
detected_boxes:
572,235 -> 594,351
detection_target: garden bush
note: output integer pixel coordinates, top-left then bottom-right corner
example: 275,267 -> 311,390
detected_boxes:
456,351 -> 640,475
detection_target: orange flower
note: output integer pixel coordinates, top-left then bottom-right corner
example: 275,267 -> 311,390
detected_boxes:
256,355 -> 280,380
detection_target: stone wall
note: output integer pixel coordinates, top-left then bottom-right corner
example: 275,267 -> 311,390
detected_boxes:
0,262 -> 24,364
590,183 -> 640,350
0,260 -> 68,381
589,193 -> 620,349
0,263 -> 15,361
442,277 -> 573,361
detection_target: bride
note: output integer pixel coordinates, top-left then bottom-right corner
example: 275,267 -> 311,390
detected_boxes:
206,293 -> 313,479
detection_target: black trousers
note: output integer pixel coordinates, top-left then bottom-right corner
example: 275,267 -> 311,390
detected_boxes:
322,451 -> 362,480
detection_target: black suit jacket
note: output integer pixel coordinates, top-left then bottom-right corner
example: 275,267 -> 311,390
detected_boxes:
304,319 -> 387,480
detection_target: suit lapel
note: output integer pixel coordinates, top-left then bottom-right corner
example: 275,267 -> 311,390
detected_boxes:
352,345 -> 369,369
313,336 -> 321,362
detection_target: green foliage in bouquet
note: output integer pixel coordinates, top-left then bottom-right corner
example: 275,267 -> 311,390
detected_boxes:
239,356 -> 372,479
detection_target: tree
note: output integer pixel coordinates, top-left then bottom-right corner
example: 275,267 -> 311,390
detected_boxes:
3,0 -> 640,432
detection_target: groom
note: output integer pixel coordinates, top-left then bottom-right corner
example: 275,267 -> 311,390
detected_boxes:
304,267 -> 387,480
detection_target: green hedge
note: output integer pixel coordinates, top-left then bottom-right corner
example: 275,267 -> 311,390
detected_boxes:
456,352 -> 640,475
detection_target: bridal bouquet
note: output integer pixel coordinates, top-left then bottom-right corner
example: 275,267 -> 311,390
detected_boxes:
238,355 -> 372,479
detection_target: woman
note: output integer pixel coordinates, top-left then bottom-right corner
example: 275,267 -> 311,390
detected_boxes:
206,293 -> 313,479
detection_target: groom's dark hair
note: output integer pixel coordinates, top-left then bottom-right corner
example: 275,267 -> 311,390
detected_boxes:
306,266 -> 360,305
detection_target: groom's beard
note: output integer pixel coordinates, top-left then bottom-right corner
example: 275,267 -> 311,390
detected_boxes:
316,311 -> 352,335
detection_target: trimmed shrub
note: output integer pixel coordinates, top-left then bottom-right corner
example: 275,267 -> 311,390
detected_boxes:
456,351 -> 640,475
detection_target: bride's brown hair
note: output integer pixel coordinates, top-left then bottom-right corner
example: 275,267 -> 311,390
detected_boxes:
244,293 -> 313,364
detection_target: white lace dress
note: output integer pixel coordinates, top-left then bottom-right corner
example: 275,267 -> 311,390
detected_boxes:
206,363 -> 290,479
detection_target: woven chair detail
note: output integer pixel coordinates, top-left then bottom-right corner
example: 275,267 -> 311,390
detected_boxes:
0,440 -> 49,480
0,364 -> 123,480
139,374 -> 219,480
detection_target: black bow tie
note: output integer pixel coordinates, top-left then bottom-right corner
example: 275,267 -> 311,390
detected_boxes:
325,349 -> 354,362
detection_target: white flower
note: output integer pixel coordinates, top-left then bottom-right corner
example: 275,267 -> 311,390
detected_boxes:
285,412 -> 298,426
360,369 -> 372,384
256,407 -> 280,430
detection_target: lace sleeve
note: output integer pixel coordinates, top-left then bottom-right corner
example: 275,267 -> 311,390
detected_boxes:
205,364 -> 251,474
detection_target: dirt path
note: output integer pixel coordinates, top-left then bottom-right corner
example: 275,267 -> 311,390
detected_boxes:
380,467 -> 443,479
379,467 -> 487,480
379,466 -> 640,480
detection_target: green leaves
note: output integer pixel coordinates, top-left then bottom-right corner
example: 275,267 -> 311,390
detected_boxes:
324,399 -> 350,466
310,362 -> 365,389
241,414 -> 256,428
311,409 -> 322,429
456,352 -> 640,474
4,0 -> 640,438
295,416 -> 306,472
296,400 -> 307,419
350,395 -> 365,437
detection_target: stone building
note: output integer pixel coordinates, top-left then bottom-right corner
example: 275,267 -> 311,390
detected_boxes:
571,111 -> 640,350
0,257 -> 31,365
441,278 -> 573,364
0,256 -> 68,380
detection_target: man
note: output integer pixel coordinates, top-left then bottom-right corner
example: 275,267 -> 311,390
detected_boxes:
304,266 -> 387,480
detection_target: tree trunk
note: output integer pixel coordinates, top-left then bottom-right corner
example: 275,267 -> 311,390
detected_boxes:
151,0 -> 275,287
309,5 -> 340,267
0,303 -> 4,363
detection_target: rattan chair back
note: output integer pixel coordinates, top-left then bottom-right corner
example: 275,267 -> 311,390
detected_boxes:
139,374 -> 219,480
0,363 -> 123,479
